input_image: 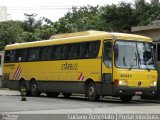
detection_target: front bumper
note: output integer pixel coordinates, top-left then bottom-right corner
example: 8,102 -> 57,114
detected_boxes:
112,86 -> 157,97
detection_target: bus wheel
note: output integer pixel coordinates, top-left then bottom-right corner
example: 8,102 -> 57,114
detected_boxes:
62,93 -> 72,98
19,81 -> 27,94
46,92 -> 59,97
87,82 -> 99,101
120,96 -> 132,103
30,81 -> 40,97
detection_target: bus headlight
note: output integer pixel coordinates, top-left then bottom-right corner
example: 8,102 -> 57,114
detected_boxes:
119,80 -> 128,86
119,80 -> 123,85
150,81 -> 157,86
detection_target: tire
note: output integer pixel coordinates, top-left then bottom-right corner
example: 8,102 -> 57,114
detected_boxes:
120,96 -> 132,103
86,82 -> 99,101
62,93 -> 72,98
47,92 -> 59,97
29,81 -> 41,97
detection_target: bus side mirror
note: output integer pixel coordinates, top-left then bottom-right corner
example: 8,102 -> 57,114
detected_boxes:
114,45 -> 118,58
143,51 -> 151,62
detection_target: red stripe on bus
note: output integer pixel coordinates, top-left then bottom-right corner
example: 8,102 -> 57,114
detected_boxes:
13,65 -> 22,80
78,73 -> 83,80
81,76 -> 84,80
15,67 -> 22,80
13,65 -> 20,79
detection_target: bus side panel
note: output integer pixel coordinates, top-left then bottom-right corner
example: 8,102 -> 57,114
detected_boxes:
38,81 -> 84,93
4,58 -> 102,94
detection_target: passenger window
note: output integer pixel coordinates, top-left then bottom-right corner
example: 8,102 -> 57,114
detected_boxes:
74,44 -> 81,59
28,48 -> 40,61
40,47 -> 51,60
15,49 -> 27,62
103,41 -> 112,67
51,46 -> 56,60
84,41 -> 100,58
15,50 -> 22,62
54,46 -> 62,60
68,44 -> 76,59
5,50 -> 16,62
21,49 -> 28,61
79,43 -> 85,58
62,45 -> 69,59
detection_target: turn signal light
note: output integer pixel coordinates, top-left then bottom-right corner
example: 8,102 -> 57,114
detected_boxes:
114,79 -> 119,86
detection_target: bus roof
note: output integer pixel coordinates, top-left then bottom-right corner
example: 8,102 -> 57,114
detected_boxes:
5,30 -> 152,50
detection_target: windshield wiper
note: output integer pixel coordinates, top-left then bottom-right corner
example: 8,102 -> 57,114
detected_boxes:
129,52 -> 137,70
145,62 -> 150,72
129,63 -> 133,70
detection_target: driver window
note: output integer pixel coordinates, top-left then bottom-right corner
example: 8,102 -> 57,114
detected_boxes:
103,41 -> 112,68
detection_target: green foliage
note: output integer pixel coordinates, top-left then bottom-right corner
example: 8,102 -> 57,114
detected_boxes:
134,0 -> 160,25
20,32 -> 41,42
0,21 -> 23,50
55,6 -> 104,33
100,2 -> 135,32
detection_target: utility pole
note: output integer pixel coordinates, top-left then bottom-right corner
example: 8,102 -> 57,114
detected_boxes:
24,13 -> 37,32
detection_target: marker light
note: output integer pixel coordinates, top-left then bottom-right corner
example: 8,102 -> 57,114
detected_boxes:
151,81 -> 157,86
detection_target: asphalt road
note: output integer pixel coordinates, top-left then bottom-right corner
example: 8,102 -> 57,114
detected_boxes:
0,89 -> 160,120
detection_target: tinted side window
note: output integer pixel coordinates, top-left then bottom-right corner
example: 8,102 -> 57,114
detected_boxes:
21,49 -> 28,61
15,49 -> 28,62
39,47 -> 51,61
62,45 -> 69,59
84,41 -> 100,58
4,51 -> 9,62
79,43 -> 86,58
50,46 -> 56,60
4,50 -> 16,62
103,41 -> 112,68
74,44 -> 81,59
68,44 -> 76,59
28,48 -> 40,61
68,44 -> 81,59
54,45 -> 62,60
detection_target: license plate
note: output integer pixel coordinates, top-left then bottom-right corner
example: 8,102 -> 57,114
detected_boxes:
135,91 -> 142,95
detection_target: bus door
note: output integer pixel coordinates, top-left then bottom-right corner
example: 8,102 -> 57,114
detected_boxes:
102,40 -> 113,95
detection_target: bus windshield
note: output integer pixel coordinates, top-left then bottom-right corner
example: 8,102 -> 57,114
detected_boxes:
115,41 -> 155,70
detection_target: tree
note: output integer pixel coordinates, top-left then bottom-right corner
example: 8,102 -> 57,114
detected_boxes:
134,0 -> 160,25
54,6 -> 104,33
0,21 -> 23,50
21,16 -> 57,40
100,2 -> 136,32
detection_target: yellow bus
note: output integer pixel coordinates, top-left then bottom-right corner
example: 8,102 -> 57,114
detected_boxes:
2,30 -> 158,102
